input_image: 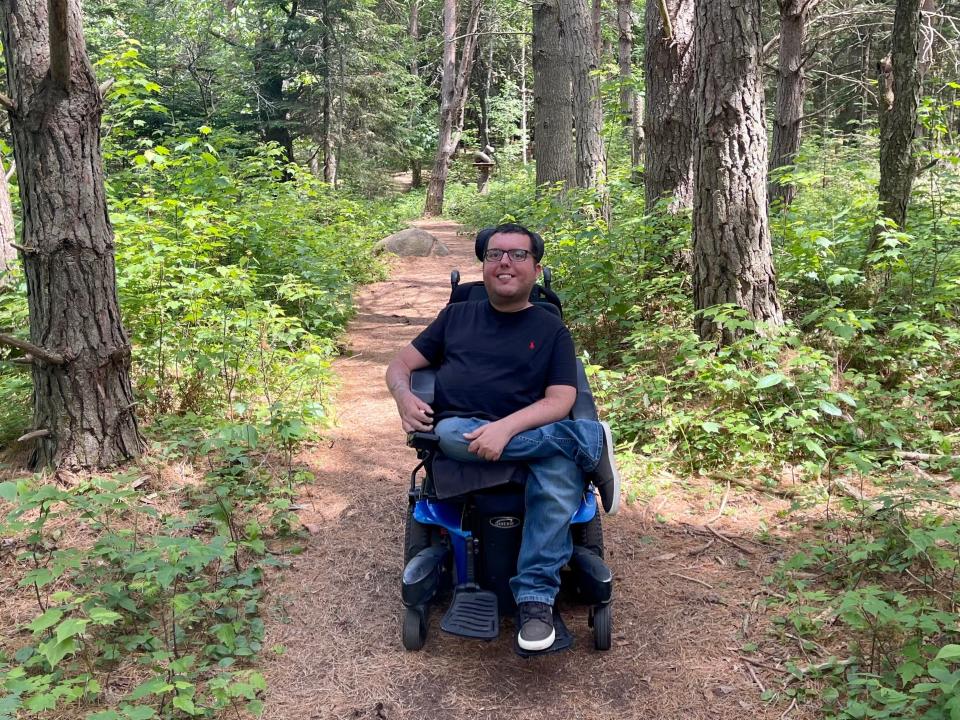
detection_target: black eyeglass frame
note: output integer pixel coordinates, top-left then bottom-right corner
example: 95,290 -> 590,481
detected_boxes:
482,248 -> 534,263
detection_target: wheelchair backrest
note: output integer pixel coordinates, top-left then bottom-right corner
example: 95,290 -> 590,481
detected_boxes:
448,268 -> 563,318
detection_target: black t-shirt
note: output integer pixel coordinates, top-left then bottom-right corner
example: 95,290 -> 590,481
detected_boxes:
411,300 -> 578,420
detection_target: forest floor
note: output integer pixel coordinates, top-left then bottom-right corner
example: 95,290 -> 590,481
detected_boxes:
260,219 -> 819,720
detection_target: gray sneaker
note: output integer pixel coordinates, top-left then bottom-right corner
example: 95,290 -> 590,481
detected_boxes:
517,602 -> 555,652
591,421 -> 621,515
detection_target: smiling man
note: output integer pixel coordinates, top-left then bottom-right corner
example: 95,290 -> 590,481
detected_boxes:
385,222 -> 619,652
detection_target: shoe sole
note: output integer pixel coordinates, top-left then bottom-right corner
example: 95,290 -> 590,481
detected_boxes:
517,627 -> 556,652
597,421 -> 621,515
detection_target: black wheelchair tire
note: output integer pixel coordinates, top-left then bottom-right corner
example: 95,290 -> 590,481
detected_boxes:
592,603 -> 612,651
404,504 -> 432,563
572,511 -> 604,558
402,607 -> 427,651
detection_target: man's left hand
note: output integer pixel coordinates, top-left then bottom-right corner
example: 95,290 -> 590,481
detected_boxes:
463,420 -> 515,461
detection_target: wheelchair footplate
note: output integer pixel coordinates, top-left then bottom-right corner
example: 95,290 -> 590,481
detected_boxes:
513,606 -> 573,658
441,584 -> 499,640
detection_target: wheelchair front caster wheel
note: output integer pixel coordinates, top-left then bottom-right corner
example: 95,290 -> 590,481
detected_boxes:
591,603 -> 611,651
402,607 -> 427,651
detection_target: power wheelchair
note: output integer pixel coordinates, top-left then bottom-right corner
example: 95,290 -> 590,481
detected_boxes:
400,267 -> 615,656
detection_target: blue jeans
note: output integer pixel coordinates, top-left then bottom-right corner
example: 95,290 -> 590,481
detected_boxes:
434,416 -> 603,606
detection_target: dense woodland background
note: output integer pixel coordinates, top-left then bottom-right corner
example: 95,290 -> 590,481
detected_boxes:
0,0 -> 959,718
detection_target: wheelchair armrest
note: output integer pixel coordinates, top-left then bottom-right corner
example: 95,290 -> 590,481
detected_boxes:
410,368 -> 436,405
407,431 -> 440,451
570,359 -> 598,421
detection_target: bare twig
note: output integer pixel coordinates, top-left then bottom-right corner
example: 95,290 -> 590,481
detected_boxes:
0,93 -> 15,113
709,471 -> 800,499
687,539 -> 715,556
4,159 -> 14,181
706,481 -> 730,525
99,78 -> 115,96
0,333 -> 65,365
706,524 -> 755,555
780,698 -> 798,719
17,429 -> 50,443
656,0 -> 673,41
668,572 -> 714,590
745,663 -> 766,693
739,655 -> 787,673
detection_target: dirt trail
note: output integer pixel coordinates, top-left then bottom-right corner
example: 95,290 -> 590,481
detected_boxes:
261,219 -> 803,720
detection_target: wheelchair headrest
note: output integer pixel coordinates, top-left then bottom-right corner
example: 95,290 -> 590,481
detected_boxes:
448,279 -> 563,318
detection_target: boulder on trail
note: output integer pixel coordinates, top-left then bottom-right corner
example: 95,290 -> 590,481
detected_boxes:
374,228 -> 449,257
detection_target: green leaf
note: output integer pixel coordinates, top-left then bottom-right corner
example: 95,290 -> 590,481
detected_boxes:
172,696 -> 198,715
756,373 -> 785,390
819,400 -> 842,417
128,677 -> 173,701
700,421 -> 721,433
120,706 -> 157,720
835,392 -> 857,407
804,439 -> 827,461
0,481 -> 18,501
88,608 -> 123,626
28,608 -> 64,635
56,618 -> 90,642
39,636 -> 77,667
936,644 -> 960,662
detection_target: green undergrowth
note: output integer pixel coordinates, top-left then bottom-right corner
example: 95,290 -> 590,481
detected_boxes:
450,133 -> 960,719
765,487 -> 960,719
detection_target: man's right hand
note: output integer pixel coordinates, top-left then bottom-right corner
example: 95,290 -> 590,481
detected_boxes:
396,390 -> 434,433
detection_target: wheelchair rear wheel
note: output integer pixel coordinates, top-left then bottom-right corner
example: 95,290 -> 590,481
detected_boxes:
404,504 -> 432,563
572,512 -> 604,558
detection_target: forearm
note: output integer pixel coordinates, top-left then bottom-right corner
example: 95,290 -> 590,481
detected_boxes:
497,393 -> 574,437
385,358 -> 412,401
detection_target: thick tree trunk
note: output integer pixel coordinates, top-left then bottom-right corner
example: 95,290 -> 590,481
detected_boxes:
532,0 -> 574,189
643,0 -> 695,211
408,0 -> 423,186
770,0 -> 818,206
520,35 -> 529,165
559,0 -> 608,216
321,3 -> 338,187
254,38 -> 294,165
424,0 -> 482,217
616,0 -> 643,177
692,0 -> 783,344
0,158 -> 14,281
869,0 -> 923,256
0,0 -> 145,468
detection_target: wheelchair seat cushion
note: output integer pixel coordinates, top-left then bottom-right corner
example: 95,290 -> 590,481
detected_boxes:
431,454 -> 528,499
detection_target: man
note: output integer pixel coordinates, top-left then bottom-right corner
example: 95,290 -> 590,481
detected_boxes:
385,222 -> 619,652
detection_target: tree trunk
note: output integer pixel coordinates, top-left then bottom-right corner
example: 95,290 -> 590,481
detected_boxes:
643,0 -> 695,211
520,34 -> 529,165
0,0 -> 145,469
869,0 -> 924,256
692,0 -> 783,344
769,1 -> 818,206
321,0 -> 338,186
254,37 -> 295,165
424,0 -> 482,217
0,158 -> 14,282
616,0 -> 643,178
559,0 -> 608,216
532,0 -> 574,189
408,0 -> 423,186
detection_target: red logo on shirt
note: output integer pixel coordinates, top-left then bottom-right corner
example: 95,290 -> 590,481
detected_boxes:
529,341 -> 536,350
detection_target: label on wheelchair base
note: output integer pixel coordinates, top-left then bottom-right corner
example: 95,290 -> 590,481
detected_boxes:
489,516 -> 521,529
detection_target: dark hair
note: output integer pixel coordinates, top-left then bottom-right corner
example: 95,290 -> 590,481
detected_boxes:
474,223 -> 545,262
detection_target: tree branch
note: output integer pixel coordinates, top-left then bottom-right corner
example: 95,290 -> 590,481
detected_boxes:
657,0 -> 674,41
0,93 -> 16,113
0,334 -> 65,365
48,0 -> 72,89
4,160 -> 14,182
17,429 -> 50,443
98,78 -> 115,96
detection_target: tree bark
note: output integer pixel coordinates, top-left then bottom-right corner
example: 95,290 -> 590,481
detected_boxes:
559,0 -> 608,216
692,0 -> 783,344
868,0 -> 923,256
0,0 -> 145,468
253,36 -> 295,165
321,0 -> 337,186
408,0 -> 423,187
532,0 -> 574,189
769,0 -> 819,206
643,0 -> 695,211
423,0 -> 482,217
0,156 -> 14,282
616,0 -> 643,178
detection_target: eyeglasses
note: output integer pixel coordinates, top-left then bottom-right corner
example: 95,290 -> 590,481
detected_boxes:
483,248 -> 532,263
